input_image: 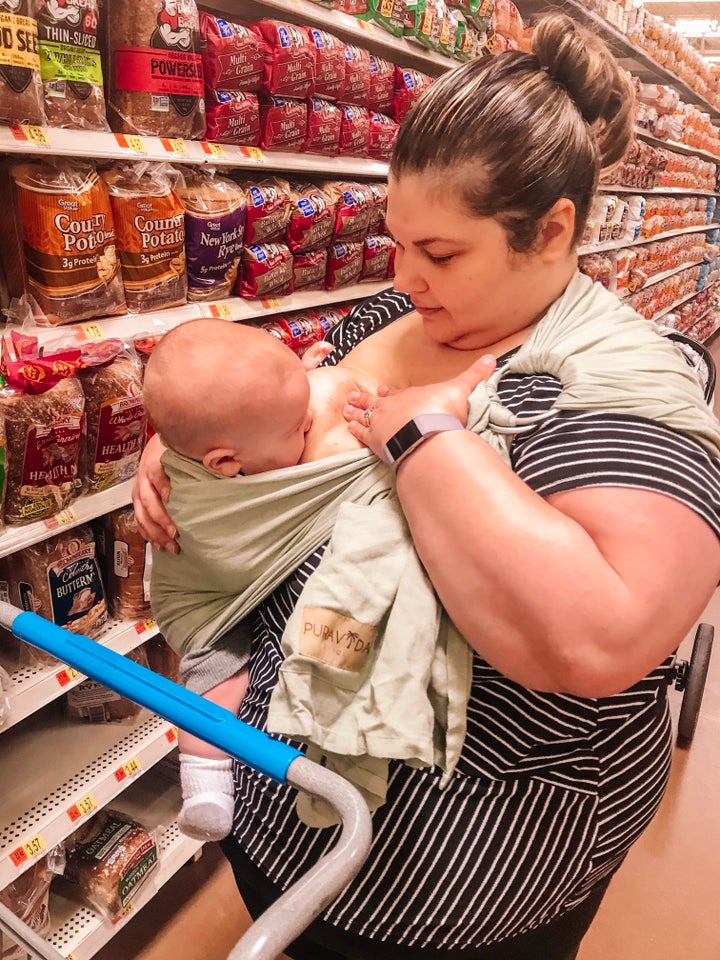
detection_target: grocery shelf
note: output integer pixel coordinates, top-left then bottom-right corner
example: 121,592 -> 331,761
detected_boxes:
635,129 -> 720,165
195,140 -> 389,178
0,617 -> 159,734
0,710 -> 178,888
618,258 -> 705,300
578,223 -> 714,257
46,772 -> 204,960
599,184 -> 717,197
517,0 -> 720,118
650,281 -> 719,324
0,481 -> 135,560
27,280 -> 395,350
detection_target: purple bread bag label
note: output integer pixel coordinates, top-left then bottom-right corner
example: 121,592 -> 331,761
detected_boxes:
185,206 -> 246,292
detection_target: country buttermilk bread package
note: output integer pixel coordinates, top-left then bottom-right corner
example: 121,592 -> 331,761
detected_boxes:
34,0 -> 109,130
0,0 -> 45,126
105,0 -> 205,139
0,158 -> 126,325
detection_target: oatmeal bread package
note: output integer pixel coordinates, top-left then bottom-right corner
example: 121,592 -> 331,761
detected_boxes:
4,159 -> 126,325
0,0 -> 44,125
199,11 -> 264,92
94,506 -> 151,620
103,162 -> 186,313
243,175 -> 292,245
78,339 -> 146,493
0,857 -> 52,960
303,96 -> 341,155
325,240 -> 363,289
293,248 -> 328,290
287,181 -> 335,253
342,43 -> 371,107
253,20 -> 315,99
339,103 -> 371,157
367,111 -> 399,162
367,53 -> 395,113
258,93 -> 307,152
4,524 -> 107,636
361,233 -> 396,280
303,27 -> 345,101
0,344 -> 85,524
106,0 -> 205,139
239,242 -> 293,299
175,167 -> 246,301
66,645 -> 149,722
63,808 -> 158,919
34,0 -> 109,130
320,180 -> 373,242
204,88 -> 260,145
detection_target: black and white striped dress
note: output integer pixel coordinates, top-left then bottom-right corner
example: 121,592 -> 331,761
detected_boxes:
229,288 -> 720,949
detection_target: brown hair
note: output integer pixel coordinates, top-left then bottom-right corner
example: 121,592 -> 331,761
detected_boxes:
390,13 -> 634,252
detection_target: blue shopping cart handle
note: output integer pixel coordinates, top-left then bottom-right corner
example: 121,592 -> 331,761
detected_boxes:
9,608 -> 302,784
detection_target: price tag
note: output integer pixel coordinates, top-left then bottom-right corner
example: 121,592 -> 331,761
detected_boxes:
166,726 -> 178,744
67,793 -> 97,822
9,834 -> 46,867
204,302 -> 232,319
161,137 -> 189,156
239,146 -> 265,162
112,902 -> 135,924
55,666 -> 82,687
134,617 -> 158,635
115,133 -> 147,154
356,18 -> 374,31
44,507 -> 77,531
79,321 -> 106,341
10,125 -> 51,146
261,298 -> 282,310
201,140 -> 225,159
114,757 -> 142,782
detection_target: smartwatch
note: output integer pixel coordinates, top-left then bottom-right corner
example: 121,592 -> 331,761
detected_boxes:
383,414 -> 465,470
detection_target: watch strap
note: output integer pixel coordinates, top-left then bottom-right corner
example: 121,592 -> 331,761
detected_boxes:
384,414 -> 465,470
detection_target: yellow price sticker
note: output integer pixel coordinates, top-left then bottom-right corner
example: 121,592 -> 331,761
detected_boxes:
80,321 -> 105,341
55,666 -> 81,687
202,140 -> 225,158
44,506 -> 77,531
357,18 -> 374,31
240,146 -> 265,162
115,757 -> 142,782
166,726 -> 178,743
67,793 -> 97,822
20,125 -> 51,146
162,137 -> 189,156
9,834 -> 46,867
67,954 -> 78,960
261,297 -> 282,310
134,617 -> 158,635
113,902 -> 134,923
115,133 -> 147,154
207,302 -> 232,319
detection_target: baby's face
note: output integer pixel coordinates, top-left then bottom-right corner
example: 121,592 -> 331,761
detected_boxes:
237,365 -> 313,474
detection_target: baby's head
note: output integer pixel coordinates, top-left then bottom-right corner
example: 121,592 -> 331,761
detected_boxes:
143,319 -> 313,476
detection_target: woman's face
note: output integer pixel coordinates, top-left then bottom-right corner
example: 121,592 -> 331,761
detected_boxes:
386,173 -> 549,351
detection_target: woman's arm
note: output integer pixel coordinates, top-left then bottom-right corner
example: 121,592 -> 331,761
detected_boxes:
345,369 -> 720,697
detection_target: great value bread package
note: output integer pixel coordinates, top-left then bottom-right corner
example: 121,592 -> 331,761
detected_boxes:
0,336 -> 86,524
79,339 -> 146,492
34,0 -> 109,130
66,645 -> 149,722
94,505 -> 152,620
4,524 -> 107,637
1,159 -> 126,325
0,0 -> 44,126
254,20 -> 315,99
105,0 -> 205,139
102,162 -> 186,313
175,167 -> 246,301
0,857 -> 52,960
199,11 -> 264,92
287,181 -> 335,253
63,808 -> 158,919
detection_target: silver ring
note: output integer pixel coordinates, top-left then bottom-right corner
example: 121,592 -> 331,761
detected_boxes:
363,406 -> 375,427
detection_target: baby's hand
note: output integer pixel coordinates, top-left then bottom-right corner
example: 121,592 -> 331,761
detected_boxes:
301,342 -> 335,370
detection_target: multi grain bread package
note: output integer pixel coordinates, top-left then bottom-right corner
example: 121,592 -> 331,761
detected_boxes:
253,20 -> 315,99
34,0 -> 109,130
106,0 -> 205,139
5,159 -> 126,325
65,646 -> 149,722
367,53 -> 395,114
367,111 -> 399,161
303,96 -> 341,155
175,167 -> 246,301
78,339 -> 146,493
0,857 -> 52,960
63,808 -> 158,919
4,524 -> 107,636
303,27 -> 345,101
102,162 -> 186,313
342,43 -> 371,106
0,0 -> 44,126
204,88 -> 260,144
94,505 -> 152,620
339,103 -> 371,157
199,11 -> 264,92
258,94 -> 307,152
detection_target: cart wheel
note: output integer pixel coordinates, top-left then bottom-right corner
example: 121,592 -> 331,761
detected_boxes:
675,623 -> 714,747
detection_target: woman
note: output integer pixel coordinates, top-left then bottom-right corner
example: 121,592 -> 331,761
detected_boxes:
134,13 -> 720,958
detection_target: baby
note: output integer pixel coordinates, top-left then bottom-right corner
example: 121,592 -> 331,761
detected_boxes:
142,317 -> 375,841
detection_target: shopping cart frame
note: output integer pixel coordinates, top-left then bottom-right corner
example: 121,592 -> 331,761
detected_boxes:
0,601 -> 373,960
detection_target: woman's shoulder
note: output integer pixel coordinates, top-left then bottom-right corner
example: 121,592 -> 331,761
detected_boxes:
325,287 -> 414,363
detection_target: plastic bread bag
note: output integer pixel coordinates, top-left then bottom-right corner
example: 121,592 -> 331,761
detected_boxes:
239,242 -> 293,299
199,11 -> 264,92
65,646 -> 150,723
78,338 -> 146,493
33,0 -> 110,131
174,166 -> 246,301
93,505 -> 153,621
102,162 -> 186,314
62,808 -> 159,919
0,853 -> 63,960
0,0 -> 45,126
287,181 -> 335,253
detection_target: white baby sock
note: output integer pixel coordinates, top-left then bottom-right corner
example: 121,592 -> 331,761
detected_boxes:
178,755 -> 235,842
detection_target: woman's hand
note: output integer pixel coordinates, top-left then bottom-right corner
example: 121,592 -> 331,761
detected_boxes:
343,354 -> 496,460
132,433 -> 178,553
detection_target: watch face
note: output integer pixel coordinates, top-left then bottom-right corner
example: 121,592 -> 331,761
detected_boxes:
385,419 -> 423,463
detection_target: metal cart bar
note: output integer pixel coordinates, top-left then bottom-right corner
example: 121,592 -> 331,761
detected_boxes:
0,602 -> 373,960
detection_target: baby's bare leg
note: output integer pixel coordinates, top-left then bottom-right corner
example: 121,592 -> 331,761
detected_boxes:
178,669 -> 250,758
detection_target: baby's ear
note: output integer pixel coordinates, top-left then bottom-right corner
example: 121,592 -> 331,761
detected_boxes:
202,448 -> 244,477
301,341 -> 335,370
